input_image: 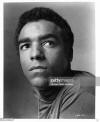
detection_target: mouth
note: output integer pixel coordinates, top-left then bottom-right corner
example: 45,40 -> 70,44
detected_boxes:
29,66 -> 47,71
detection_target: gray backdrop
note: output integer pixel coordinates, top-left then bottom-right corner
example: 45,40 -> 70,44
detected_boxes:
4,2 -> 95,118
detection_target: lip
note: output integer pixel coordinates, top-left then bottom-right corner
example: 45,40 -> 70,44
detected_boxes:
29,66 -> 47,71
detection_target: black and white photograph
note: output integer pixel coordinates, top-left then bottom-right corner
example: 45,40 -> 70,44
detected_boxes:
4,2 -> 95,119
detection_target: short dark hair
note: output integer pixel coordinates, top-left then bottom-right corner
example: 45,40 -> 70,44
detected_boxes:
15,7 -> 74,54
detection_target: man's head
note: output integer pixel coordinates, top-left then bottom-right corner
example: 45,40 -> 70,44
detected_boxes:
15,7 -> 74,88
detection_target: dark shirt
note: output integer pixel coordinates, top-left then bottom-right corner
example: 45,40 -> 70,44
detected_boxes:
38,71 -> 95,118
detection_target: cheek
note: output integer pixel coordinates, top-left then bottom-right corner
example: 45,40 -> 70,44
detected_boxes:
44,48 -> 69,76
19,52 -> 30,74
45,48 -> 67,66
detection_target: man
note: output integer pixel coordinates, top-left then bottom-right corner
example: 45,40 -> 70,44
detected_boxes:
15,7 -> 95,118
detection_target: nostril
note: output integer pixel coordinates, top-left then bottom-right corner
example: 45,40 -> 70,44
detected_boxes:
30,54 -> 45,61
30,56 -> 34,60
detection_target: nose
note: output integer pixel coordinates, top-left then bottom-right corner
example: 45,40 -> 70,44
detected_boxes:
30,42 -> 45,61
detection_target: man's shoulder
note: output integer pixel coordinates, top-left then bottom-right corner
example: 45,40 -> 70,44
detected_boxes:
72,70 -> 95,94
72,70 -> 95,80
61,70 -> 95,97
58,70 -> 95,118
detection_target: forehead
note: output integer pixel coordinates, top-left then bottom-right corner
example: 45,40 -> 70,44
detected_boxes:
18,20 -> 61,40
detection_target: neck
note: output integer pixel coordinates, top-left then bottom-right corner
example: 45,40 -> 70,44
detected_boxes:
32,85 -> 63,103
32,69 -> 74,103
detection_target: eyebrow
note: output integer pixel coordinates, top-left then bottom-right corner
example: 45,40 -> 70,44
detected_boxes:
18,38 -> 31,46
18,33 -> 59,46
39,34 -> 59,40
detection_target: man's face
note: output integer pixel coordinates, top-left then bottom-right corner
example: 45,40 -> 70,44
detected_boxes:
18,20 -> 70,88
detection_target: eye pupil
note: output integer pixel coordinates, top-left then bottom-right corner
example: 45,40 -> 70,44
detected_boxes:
49,42 -> 52,45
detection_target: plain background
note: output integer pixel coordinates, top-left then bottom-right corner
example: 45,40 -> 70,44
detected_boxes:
4,2 -> 95,118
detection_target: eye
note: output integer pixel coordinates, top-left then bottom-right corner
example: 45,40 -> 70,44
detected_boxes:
19,43 -> 30,51
42,40 -> 57,48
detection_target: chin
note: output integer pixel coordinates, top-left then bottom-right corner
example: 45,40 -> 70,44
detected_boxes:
29,77 -> 49,88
